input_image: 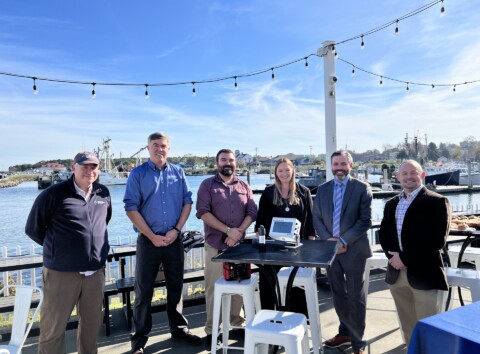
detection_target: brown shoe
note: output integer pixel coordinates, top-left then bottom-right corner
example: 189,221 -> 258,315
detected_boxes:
324,334 -> 352,348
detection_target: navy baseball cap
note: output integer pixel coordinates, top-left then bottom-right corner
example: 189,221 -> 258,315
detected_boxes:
74,151 -> 99,165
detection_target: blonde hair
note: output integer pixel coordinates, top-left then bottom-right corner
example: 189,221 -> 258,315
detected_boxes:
273,158 -> 300,206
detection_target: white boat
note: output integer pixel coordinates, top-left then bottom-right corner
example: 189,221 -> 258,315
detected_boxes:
298,168 -> 326,191
96,138 -> 129,186
459,167 -> 480,186
98,171 -> 128,185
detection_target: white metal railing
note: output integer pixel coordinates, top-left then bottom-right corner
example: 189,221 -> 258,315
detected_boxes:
1,243 -> 206,288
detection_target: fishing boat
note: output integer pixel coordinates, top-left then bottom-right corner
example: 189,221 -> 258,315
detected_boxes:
423,165 -> 460,186
96,138 -> 129,186
298,167 -> 326,191
459,166 -> 480,186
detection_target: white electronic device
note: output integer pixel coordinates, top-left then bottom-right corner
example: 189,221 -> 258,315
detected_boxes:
269,217 -> 302,248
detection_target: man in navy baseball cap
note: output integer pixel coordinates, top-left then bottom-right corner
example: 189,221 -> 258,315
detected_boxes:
73,151 -> 100,165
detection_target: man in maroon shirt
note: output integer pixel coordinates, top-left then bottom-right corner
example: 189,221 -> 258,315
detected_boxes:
196,149 -> 257,347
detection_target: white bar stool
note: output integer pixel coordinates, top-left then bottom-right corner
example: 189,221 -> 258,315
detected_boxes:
277,266 -> 321,354
211,273 -> 261,353
442,267 -> 480,310
363,253 -> 388,303
448,245 -> 480,270
245,309 -> 309,354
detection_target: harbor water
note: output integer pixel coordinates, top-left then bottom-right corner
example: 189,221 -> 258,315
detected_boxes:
1,174 -> 480,253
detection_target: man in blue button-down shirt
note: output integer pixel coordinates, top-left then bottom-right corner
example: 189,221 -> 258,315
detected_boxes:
124,132 -> 201,353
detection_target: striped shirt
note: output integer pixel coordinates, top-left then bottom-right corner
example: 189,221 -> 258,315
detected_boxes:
395,185 -> 423,251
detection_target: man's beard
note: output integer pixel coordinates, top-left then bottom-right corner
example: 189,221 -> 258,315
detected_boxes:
333,169 -> 349,180
220,166 -> 234,177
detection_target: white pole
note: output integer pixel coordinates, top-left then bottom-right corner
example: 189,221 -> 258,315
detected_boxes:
318,40 -> 337,182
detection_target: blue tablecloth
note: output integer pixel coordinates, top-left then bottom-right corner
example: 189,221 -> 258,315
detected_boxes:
408,302 -> 480,354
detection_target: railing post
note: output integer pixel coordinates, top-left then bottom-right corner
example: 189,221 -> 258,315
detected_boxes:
16,246 -> 22,285
29,244 -> 36,287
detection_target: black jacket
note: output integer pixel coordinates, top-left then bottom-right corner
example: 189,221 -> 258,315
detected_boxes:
25,177 -> 112,272
255,183 -> 315,238
379,186 -> 450,291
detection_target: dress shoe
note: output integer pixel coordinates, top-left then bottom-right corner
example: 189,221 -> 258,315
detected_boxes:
205,333 -> 221,347
324,334 -> 352,348
171,329 -> 202,346
130,348 -> 143,354
229,328 -> 245,340
353,349 -> 365,354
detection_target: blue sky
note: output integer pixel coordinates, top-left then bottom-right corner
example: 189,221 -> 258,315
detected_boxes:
1,0 -> 479,169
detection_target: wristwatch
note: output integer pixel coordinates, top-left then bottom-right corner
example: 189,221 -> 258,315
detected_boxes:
173,226 -> 181,234
225,227 -> 231,235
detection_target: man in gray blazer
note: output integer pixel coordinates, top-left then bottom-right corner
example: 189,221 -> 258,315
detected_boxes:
313,150 -> 372,354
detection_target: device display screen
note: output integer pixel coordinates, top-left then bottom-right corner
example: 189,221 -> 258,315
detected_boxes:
272,221 -> 294,234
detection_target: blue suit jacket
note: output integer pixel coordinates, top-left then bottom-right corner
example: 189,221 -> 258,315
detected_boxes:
312,176 -> 373,260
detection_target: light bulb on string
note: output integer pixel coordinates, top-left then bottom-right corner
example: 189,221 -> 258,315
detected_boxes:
304,57 -> 309,70
192,82 -> 196,96
440,0 -> 445,16
431,84 -> 435,89
380,76 -> 383,85
406,82 -> 410,92
271,68 -> 275,81
234,76 -> 238,90
145,84 -> 150,99
351,66 -> 355,76
395,20 -> 399,35
453,85 -> 456,92
360,35 -> 365,49
91,83 -> 96,99
32,77 -> 38,95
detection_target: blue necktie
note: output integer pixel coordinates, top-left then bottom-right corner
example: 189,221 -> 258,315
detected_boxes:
332,183 -> 343,238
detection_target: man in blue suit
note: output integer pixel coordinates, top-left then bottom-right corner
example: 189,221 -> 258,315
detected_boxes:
313,150 -> 372,354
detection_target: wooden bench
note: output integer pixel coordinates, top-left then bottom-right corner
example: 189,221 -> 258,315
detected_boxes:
114,268 -> 206,332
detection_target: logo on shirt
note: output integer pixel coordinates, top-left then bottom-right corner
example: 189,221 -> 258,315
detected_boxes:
94,200 -> 106,205
167,175 -> 179,185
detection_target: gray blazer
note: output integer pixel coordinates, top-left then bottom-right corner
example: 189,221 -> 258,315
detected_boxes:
313,177 -> 373,259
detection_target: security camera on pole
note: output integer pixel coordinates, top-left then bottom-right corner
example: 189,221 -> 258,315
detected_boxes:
317,40 -> 337,182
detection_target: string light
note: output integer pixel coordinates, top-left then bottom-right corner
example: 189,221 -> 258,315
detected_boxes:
351,66 -> 356,76
1,1 -> 471,98
406,82 -> 410,92
440,0 -> 445,15
192,82 -> 196,96
32,77 -> 38,95
338,57 -> 479,93
234,76 -> 238,90
144,84 -> 150,99
453,84 -> 456,92
360,35 -> 365,49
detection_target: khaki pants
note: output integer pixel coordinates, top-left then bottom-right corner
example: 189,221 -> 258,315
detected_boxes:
39,267 -> 105,354
204,244 -> 244,335
388,268 -> 442,345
